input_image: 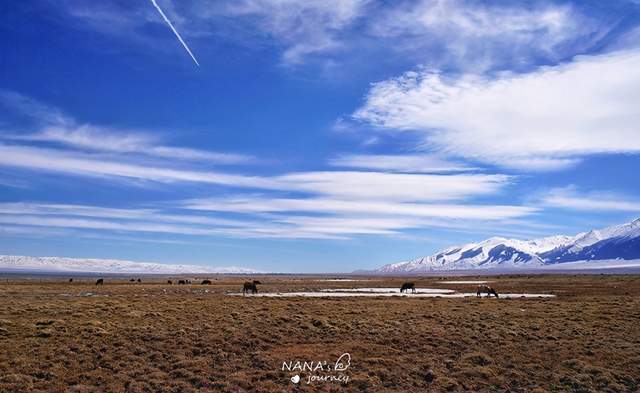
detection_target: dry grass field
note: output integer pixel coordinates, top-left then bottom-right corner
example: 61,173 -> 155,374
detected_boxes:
0,275 -> 639,392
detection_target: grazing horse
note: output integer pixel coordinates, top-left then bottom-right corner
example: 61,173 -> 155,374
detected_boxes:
130,278 -> 135,282
400,282 -> 416,293
201,279 -> 212,285
68,278 -> 73,283
177,280 -> 186,285
243,280 -> 261,295
137,278 -> 142,283
167,280 -> 173,285
477,285 -> 499,298
95,278 -> 104,285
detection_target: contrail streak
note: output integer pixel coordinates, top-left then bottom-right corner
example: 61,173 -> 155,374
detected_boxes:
148,0 -> 200,66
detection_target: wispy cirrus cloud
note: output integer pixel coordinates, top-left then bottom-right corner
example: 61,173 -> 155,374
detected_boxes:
368,0 -> 608,72
0,91 -> 536,240
538,187 -> 640,212
0,144 -> 275,189
0,197 -> 538,241
0,90 -> 74,126
354,49 -> 640,171
0,90 -> 254,164
11,125 -> 253,164
50,0 -> 620,69
329,153 -> 474,173
0,144 -> 511,202
183,196 -> 536,221
215,0 -> 369,64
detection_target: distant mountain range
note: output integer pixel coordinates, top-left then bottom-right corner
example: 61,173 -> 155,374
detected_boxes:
0,255 -> 256,274
375,218 -> 640,273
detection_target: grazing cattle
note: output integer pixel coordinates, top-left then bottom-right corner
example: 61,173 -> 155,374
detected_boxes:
68,278 -> 73,283
400,282 -> 416,293
95,278 -> 104,285
137,278 -> 141,283
201,279 -> 212,285
167,280 -> 173,285
186,279 -> 192,284
130,278 -> 135,282
477,285 -> 499,298
178,280 -> 186,285
243,280 -> 261,295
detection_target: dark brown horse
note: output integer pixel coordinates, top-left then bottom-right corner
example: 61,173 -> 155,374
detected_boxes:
201,279 -> 212,285
95,278 -> 104,285
476,285 -> 499,298
400,282 -> 416,293
243,280 -> 261,295
177,279 -> 186,285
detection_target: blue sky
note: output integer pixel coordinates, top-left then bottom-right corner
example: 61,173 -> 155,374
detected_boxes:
1,0 -> 640,272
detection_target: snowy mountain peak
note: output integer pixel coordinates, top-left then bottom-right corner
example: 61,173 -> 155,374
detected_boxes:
0,255 -> 257,274
375,219 -> 640,272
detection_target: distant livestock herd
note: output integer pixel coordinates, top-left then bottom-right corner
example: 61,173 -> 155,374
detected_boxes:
89,278 -> 216,285
85,277 -> 263,294
400,282 -> 499,298
76,278 -> 501,298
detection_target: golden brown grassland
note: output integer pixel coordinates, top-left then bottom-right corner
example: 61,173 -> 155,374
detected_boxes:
0,275 -> 639,392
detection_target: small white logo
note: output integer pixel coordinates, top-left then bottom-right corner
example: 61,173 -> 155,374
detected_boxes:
282,353 -> 351,385
334,353 -> 351,371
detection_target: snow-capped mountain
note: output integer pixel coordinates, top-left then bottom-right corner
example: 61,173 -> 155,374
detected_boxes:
0,255 -> 257,274
376,219 -> 640,272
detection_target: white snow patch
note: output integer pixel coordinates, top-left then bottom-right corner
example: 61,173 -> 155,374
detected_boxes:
320,287 -> 455,293
438,281 -> 492,284
227,292 -> 554,298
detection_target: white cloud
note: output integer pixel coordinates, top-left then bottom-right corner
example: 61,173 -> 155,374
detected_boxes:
0,90 -> 73,126
354,49 -> 640,170
0,144 -> 514,202
368,0 -> 606,72
184,196 -> 536,221
372,1 -> 577,43
198,0 -> 369,64
0,185 -> 538,240
0,144 -> 275,188
14,125 -> 253,164
53,0 -> 621,70
329,153 -> 473,173
0,203 -> 343,240
0,203 -> 259,228
274,171 -> 510,202
0,90 -> 255,165
539,187 -> 640,212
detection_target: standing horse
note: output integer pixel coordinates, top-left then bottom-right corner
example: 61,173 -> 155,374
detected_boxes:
243,280 -> 261,295
476,285 -> 499,298
95,278 -> 104,285
400,282 -> 416,293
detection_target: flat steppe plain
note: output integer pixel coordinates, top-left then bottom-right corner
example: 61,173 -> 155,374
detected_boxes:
0,275 -> 638,392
